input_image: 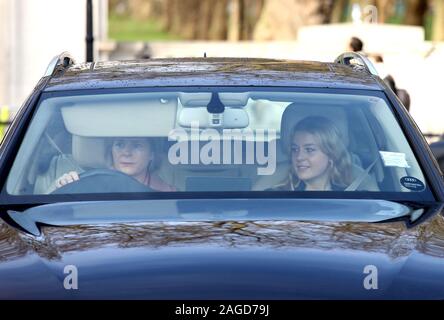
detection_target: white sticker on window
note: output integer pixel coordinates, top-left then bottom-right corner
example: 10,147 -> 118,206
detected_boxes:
379,151 -> 410,168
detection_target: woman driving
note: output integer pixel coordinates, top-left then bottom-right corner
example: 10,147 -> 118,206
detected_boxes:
56,137 -> 175,192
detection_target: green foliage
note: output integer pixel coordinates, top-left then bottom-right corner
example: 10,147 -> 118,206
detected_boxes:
109,14 -> 181,41
424,12 -> 433,41
386,14 -> 404,25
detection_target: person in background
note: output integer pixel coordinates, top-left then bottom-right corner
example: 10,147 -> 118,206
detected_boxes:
371,54 -> 411,112
383,74 -> 411,112
348,37 -> 364,53
136,43 -> 152,59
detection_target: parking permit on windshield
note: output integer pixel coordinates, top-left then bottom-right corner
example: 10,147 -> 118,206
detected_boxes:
379,151 -> 410,168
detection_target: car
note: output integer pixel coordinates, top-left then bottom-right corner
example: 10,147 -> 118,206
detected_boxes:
0,52 -> 443,300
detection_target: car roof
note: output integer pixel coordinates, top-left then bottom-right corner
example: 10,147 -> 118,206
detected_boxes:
44,57 -> 383,92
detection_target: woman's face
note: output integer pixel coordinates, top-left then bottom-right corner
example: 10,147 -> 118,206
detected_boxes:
111,138 -> 152,180
291,131 -> 331,187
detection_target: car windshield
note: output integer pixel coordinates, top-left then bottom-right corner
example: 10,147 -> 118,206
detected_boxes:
2,87 -> 434,201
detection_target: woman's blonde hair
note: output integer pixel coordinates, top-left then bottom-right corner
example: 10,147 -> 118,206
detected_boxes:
289,116 -> 353,188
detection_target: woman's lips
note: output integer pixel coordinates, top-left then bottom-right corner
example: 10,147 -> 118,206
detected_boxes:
119,162 -> 134,166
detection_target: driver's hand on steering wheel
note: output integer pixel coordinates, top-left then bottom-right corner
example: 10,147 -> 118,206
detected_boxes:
55,171 -> 80,188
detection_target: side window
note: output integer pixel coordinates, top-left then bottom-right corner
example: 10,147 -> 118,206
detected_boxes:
369,99 -> 427,192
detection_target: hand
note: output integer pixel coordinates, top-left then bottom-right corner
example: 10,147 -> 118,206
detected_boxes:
55,171 -> 80,188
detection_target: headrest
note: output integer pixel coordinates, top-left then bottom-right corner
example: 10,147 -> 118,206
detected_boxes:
280,103 -> 349,153
72,135 -> 109,169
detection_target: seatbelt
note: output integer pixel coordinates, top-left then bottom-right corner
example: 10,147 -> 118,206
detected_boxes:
345,159 -> 378,191
44,132 -> 80,169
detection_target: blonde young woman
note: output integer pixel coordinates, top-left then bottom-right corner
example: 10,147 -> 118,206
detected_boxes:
275,116 -> 354,191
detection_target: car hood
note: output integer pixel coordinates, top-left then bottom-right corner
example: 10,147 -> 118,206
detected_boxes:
1,199 -> 444,299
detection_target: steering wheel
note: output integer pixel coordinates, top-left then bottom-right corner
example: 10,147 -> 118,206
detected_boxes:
51,168 -> 153,194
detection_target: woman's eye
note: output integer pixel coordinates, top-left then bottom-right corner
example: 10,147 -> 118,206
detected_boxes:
115,142 -> 124,149
306,147 -> 315,153
291,146 -> 299,153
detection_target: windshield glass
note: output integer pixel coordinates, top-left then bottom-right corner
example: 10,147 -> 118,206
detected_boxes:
3,87 -> 433,201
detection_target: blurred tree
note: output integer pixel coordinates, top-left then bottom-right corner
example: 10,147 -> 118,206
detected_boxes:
432,0 -> 444,41
240,0 -> 265,40
168,0 -> 187,37
208,0 -> 229,40
157,0 -> 230,40
110,0 -> 444,42
127,0 -> 155,20
375,0 -> 397,23
160,0 -> 263,40
160,0 -> 173,32
330,0 -> 348,23
178,0 -> 201,39
194,1 -> 212,39
404,0 -> 428,25
253,0 -> 326,40
228,0 -> 241,40
109,0 -> 129,16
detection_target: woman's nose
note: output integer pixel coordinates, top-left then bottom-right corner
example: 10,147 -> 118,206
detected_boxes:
122,145 -> 133,155
295,151 -> 305,161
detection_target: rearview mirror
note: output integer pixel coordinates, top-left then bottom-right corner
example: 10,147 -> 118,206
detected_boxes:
178,107 -> 249,129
